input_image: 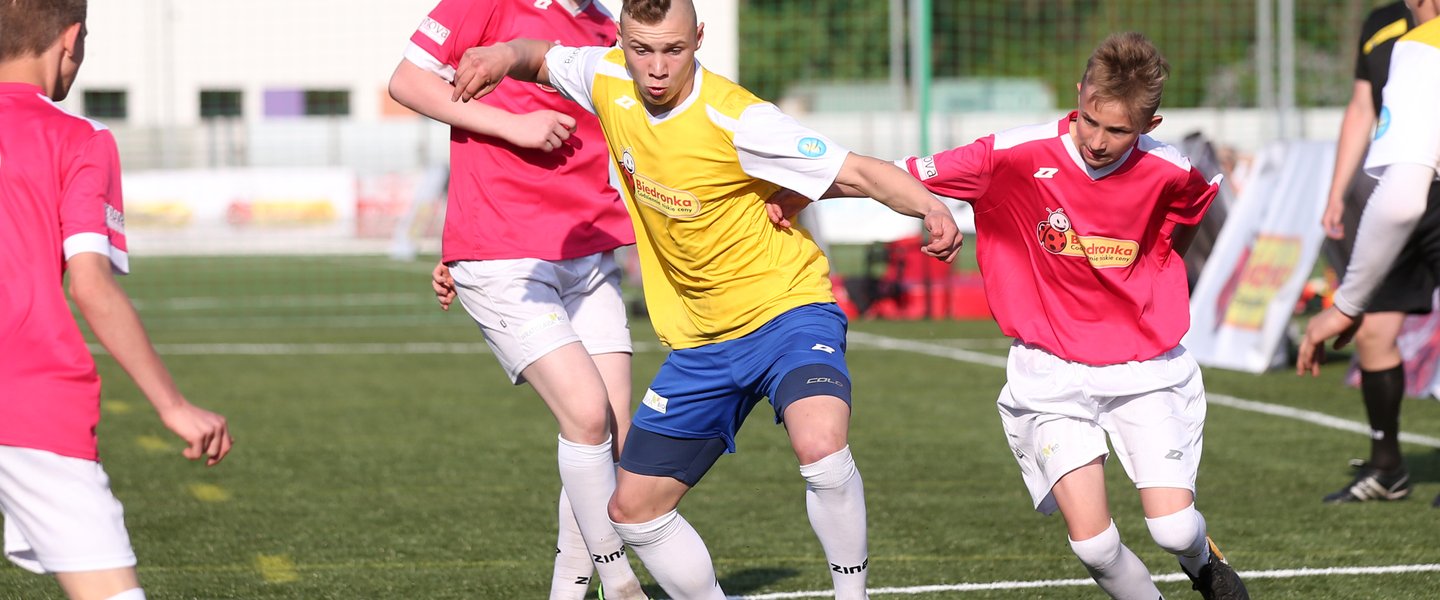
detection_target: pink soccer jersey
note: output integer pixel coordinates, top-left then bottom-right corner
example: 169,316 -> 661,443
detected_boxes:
0,83 -> 130,461
907,112 -> 1218,365
405,0 -> 634,262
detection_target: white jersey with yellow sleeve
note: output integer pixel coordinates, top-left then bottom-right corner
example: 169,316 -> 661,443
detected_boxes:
1337,18 -> 1440,315
544,45 -> 845,349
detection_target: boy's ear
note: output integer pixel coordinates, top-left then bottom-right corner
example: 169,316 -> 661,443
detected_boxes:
61,22 -> 83,58
1143,114 -> 1163,135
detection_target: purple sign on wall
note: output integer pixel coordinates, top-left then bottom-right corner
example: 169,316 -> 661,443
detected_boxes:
263,89 -> 304,117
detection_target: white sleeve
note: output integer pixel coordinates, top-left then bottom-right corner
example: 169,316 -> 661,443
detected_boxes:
731,103 -> 850,201
403,41 -> 456,82
1333,162 -> 1438,316
543,45 -> 608,116
1364,41 -> 1440,179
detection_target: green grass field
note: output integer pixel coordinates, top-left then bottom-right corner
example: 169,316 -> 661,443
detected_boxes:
4,255 -> 1439,599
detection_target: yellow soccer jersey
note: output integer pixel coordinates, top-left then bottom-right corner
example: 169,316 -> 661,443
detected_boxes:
545,45 -> 847,348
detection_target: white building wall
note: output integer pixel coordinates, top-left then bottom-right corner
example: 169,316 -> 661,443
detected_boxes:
66,0 -> 738,127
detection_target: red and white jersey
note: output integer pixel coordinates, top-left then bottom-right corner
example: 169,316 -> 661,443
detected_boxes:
0,82 -> 129,461
905,112 -> 1219,365
404,0 -> 634,262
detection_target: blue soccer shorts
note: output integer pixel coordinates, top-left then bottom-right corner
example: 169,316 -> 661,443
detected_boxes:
620,303 -> 852,486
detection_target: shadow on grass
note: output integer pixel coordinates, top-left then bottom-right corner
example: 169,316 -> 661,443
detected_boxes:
1403,447 -> 1440,487
720,566 -> 803,596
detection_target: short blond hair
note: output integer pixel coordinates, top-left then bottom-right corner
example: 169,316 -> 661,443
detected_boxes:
1081,32 -> 1170,123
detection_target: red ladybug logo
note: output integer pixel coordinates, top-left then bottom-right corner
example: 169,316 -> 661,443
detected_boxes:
1036,208 -> 1071,254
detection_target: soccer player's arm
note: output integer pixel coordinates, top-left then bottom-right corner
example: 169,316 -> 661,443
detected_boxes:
1322,20 -> 1380,239
62,134 -> 233,466
1165,167 -> 1222,257
732,104 -> 962,262
389,3 -> 576,151
1299,45 -> 1440,376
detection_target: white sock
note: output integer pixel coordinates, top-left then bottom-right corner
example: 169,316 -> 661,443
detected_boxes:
1069,521 -> 1161,600
1145,504 -> 1210,577
103,590 -> 146,600
556,435 -> 644,599
800,446 -> 869,600
611,510 -> 725,600
550,487 -> 595,600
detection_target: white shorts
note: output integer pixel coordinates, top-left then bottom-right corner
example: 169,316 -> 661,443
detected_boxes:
0,446 -> 136,574
450,251 -> 631,383
996,342 -> 1207,515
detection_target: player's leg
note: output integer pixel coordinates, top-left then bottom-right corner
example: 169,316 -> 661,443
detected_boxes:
610,439 -> 727,600
1051,460 -> 1162,600
609,343 -> 742,600
54,570 -> 144,600
997,342 -> 1157,600
1325,311 -> 1412,501
782,394 -> 870,599
1102,350 -> 1246,599
752,303 -> 869,598
0,447 -> 144,600
449,259 -> 643,598
526,345 -> 645,599
549,488 -> 595,600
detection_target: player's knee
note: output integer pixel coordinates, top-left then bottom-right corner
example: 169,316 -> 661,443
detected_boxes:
1069,521 -> 1124,570
1145,504 -> 1207,556
609,508 -> 679,547
799,445 -> 858,490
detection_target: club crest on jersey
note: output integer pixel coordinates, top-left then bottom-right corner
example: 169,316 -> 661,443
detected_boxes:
1375,106 -> 1391,141
797,137 -> 827,158
1036,208 -> 1139,268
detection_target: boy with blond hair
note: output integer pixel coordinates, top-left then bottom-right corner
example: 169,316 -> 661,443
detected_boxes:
900,32 -> 1248,599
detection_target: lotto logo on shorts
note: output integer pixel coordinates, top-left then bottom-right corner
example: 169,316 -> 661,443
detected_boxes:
642,389 -> 669,414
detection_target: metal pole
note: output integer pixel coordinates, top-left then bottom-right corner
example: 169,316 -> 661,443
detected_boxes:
1256,0 -> 1276,142
909,0 -> 933,156
889,0 -> 906,156
1278,0 -> 1296,139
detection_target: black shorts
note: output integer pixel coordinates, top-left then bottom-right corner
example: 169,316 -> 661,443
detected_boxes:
1355,179 -> 1440,315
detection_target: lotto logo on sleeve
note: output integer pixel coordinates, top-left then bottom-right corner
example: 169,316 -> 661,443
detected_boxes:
417,17 -> 450,45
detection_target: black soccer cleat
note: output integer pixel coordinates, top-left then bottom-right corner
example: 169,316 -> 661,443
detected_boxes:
1184,537 -> 1249,600
1322,466 -> 1411,504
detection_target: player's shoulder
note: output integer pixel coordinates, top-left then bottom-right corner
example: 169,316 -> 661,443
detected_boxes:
1134,135 -> 1194,176
992,119 -> 1061,151
1398,15 -> 1440,49
14,91 -> 110,140
704,71 -> 767,121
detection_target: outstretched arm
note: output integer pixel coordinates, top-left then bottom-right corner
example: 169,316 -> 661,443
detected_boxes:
389,59 -> 577,152
67,253 -> 233,465
826,154 -> 963,262
452,39 -> 556,103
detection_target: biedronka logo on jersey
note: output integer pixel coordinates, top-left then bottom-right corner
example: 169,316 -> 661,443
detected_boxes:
619,147 -> 700,219
1036,208 -> 1138,269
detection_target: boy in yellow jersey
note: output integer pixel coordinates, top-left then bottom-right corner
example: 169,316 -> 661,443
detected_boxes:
442,1 -> 961,597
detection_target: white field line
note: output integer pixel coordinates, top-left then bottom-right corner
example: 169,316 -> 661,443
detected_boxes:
847,331 -> 1440,449
727,563 -> 1440,598
85,338 -> 1009,357
132,293 -> 426,311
